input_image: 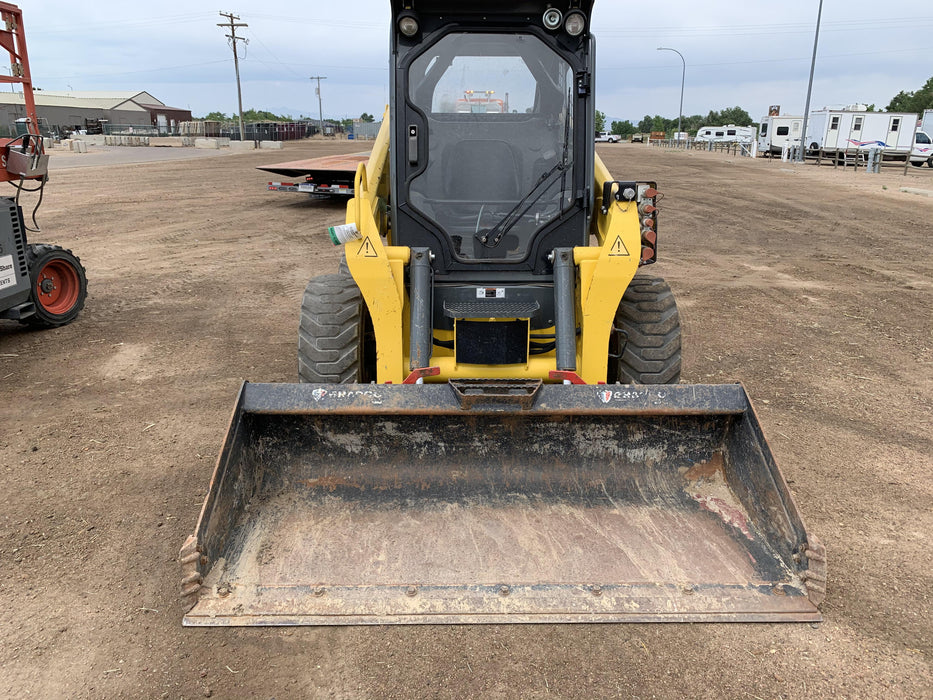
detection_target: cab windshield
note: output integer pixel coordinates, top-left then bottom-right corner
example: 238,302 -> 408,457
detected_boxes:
407,33 -> 575,261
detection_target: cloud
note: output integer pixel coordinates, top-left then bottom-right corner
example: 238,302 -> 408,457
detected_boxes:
21,1 -> 933,120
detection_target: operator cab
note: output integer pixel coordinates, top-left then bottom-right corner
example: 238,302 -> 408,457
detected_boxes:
390,2 -> 595,275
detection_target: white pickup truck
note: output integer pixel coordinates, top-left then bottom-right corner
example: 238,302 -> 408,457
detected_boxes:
594,131 -> 621,143
910,130 -> 932,167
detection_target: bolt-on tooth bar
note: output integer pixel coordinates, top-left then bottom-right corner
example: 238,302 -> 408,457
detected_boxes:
409,247 -> 433,370
553,248 -> 576,371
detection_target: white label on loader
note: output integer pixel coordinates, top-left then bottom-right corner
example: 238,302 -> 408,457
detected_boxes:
476,287 -> 505,299
599,388 -> 668,403
310,387 -> 384,405
0,255 -> 16,290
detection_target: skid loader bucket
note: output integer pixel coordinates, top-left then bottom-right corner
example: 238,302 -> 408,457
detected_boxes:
180,381 -> 824,625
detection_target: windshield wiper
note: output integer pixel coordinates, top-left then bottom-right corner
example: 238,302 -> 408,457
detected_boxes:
475,162 -> 565,248
476,87 -> 573,249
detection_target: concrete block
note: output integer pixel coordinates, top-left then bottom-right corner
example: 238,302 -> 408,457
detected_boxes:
195,138 -> 220,150
259,141 -> 285,150
149,137 -> 186,147
72,140 -> 88,153
229,141 -> 257,151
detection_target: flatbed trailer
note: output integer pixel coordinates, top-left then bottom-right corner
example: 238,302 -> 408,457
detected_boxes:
258,152 -> 369,199
266,180 -> 354,198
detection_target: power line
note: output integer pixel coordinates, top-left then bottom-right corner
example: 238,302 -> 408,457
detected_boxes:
40,60 -> 229,81
598,16 -> 933,38
30,13 -> 216,35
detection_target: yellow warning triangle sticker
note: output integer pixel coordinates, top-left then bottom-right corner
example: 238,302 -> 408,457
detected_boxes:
357,237 -> 379,258
609,235 -> 630,256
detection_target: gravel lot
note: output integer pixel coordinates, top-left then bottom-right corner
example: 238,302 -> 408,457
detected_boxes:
1,139 -> 930,698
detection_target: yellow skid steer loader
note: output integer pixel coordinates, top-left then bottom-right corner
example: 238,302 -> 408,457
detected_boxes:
180,0 -> 825,625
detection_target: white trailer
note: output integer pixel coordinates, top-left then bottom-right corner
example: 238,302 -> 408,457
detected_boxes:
695,124 -> 756,143
921,110 -> 933,135
758,115 -> 802,155
804,108 -> 917,158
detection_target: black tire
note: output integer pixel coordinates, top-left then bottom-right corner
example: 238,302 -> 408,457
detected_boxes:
23,244 -> 87,328
298,270 -> 375,383
608,274 -> 681,384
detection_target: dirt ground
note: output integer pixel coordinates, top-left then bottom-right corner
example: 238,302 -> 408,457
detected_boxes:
1,139 -> 930,699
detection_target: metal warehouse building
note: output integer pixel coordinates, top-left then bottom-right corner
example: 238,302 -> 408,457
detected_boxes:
0,90 -> 192,136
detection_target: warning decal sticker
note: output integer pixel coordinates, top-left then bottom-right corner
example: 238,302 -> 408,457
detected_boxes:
609,235 -> 630,256
0,254 -> 17,290
357,237 -> 379,258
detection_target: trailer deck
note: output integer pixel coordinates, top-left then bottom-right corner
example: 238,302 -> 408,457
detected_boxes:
258,152 -> 369,198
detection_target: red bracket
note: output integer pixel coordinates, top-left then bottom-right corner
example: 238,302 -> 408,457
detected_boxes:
548,370 -> 587,385
403,366 -> 441,384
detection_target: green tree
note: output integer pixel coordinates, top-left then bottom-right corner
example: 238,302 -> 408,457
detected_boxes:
242,108 -> 291,122
199,111 -> 228,121
611,119 -> 636,136
717,106 -> 754,126
651,115 -> 670,133
360,112 -> 375,122
682,114 -> 705,133
886,76 -> 933,113
595,109 -> 607,132
637,115 -> 653,133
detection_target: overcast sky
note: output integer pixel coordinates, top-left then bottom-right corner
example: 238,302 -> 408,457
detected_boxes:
22,1 -> 933,123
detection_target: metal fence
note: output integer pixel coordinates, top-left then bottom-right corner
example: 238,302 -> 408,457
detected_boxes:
647,137 -> 757,157
772,145 -> 933,175
102,123 -> 168,137
647,136 -> 932,176
350,120 -> 383,140
221,121 -> 319,141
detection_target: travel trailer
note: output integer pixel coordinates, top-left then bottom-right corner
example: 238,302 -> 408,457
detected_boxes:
695,125 -> 756,143
758,115 -> 802,154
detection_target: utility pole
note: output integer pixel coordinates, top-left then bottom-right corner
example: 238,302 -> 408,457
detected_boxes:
657,47 -> 685,141
218,12 -> 248,141
798,0 -> 824,162
310,76 -> 327,137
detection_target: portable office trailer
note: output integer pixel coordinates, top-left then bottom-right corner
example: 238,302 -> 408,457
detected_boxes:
758,115 -> 802,154
804,108 -> 918,156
